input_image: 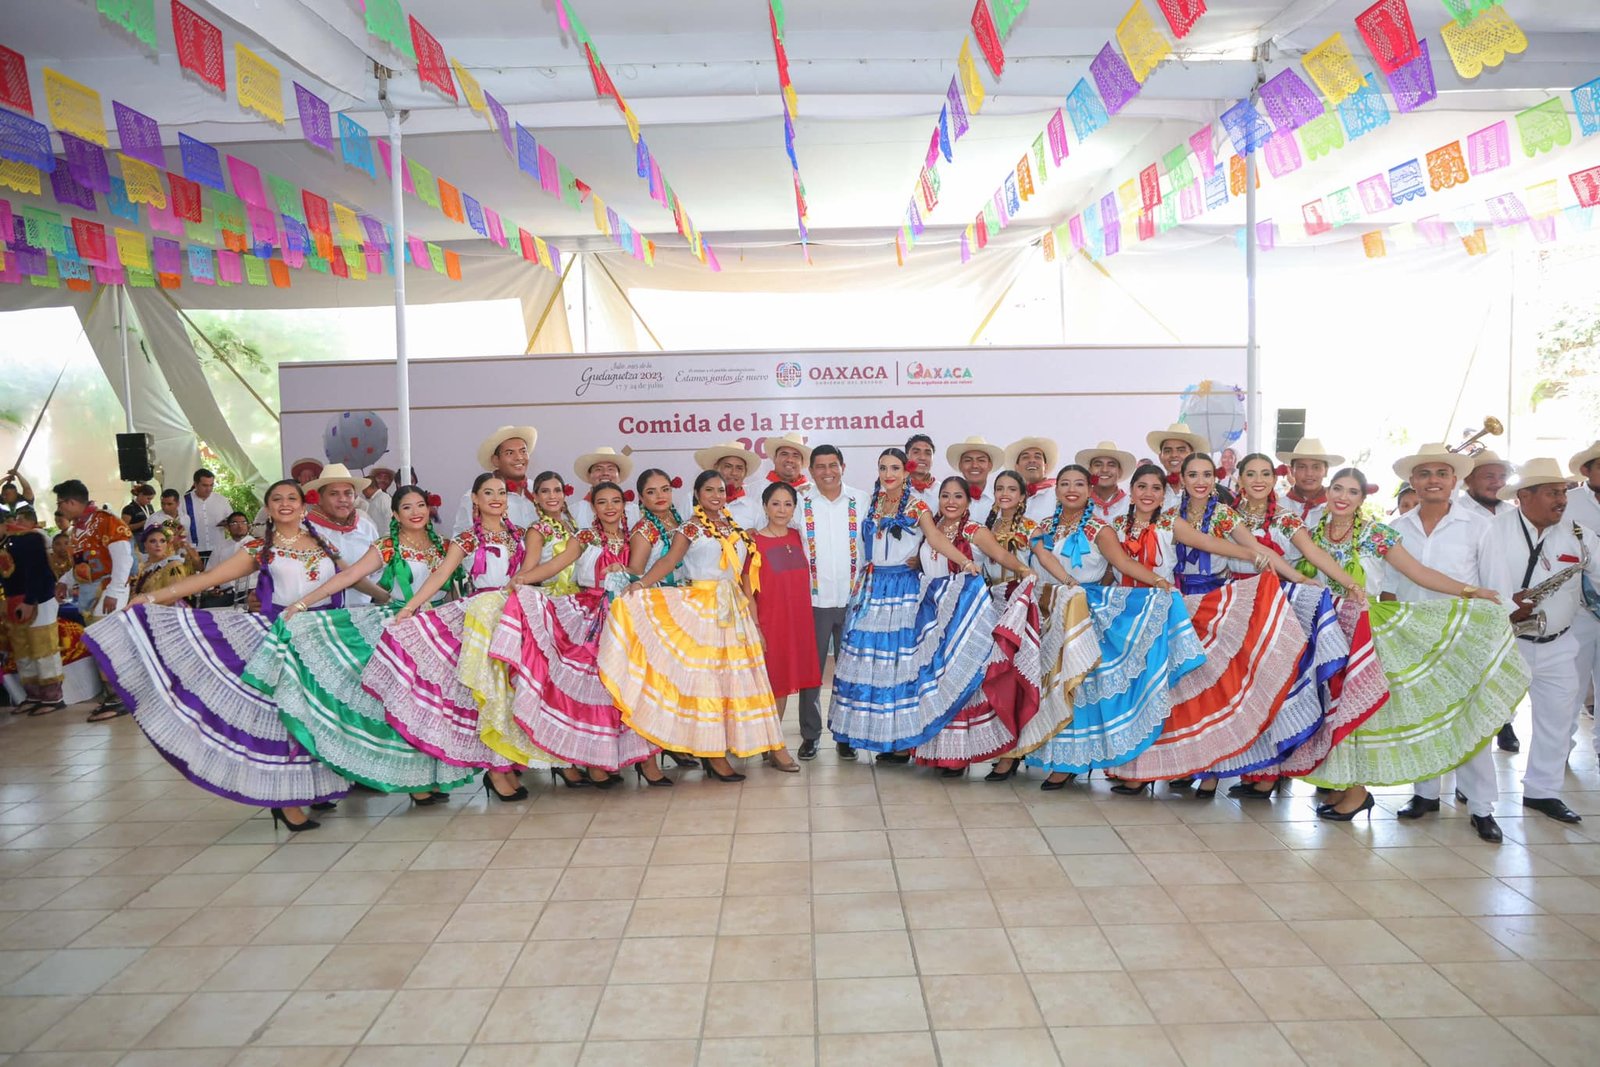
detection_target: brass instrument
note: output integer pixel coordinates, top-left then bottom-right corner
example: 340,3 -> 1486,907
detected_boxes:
1448,415 -> 1504,456
1512,523 -> 1588,637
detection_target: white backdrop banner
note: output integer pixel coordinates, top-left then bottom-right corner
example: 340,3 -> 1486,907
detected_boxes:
280,346 -> 1247,498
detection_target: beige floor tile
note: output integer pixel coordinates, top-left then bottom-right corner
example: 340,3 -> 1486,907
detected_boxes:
1472,915 -> 1600,960
250,905 -> 369,946
403,940 -> 521,988
251,988 -> 392,1046
893,857 -> 986,891
206,943 -> 332,991
702,978 -> 814,1037
364,987 -> 496,1044
622,896 -> 720,938
1103,923 -> 1224,970
1040,826 -> 1128,856
1378,917 -> 1520,963
0,994 -> 84,1053
936,1026 -> 1059,1064
1500,1014 -> 1600,1067
1532,958 -> 1600,1011
810,831 -> 890,861
300,942 -> 428,991
921,973 -> 1041,1030
816,976 -> 928,1033
475,984 -> 602,1043
989,888 -> 1093,928
586,981 -> 707,1040
436,901 -> 542,942
608,936 -> 713,984
458,1044 -> 578,1067
550,865 -> 644,903
1433,959 -> 1594,1015
345,1047 -> 467,1067
697,1035 -> 815,1066
978,855 -> 1070,891
811,859 -> 897,894
1292,919 -> 1421,965
1277,1020 -> 1424,1067
1336,962 -> 1483,1018
909,925 -> 1018,975
724,861 -> 811,896
1029,971 -> 1152,1027
709,933 -> 812,981
1234,963 -> 1374,1021
813,930 -> 916,979
817,1030 -> 936,1065
636,863 -> 725,899
1388,1016 -> 1541,1067
1133,967 -> 1265,1024
1165,1022 -> 1304,1067
811,893 -> 905,933
1077,884 -> 1184,925
530,900 -> 634,941
729,833 -> 810,864
719,895 -> 811,935
29,992 -> 184,1051
1048,1024 -> 1180,1063
139,991 -> 288,1048
0,946 -> 143,995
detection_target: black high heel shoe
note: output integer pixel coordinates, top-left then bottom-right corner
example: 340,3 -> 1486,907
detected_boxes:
1227,780 -> 1277,800
1040,772 -> 1077,792
1316,792 -> 1375,822
984,761 -> 1019,782
409,792 -> 448,807
939,766 -> 967,778
483,771 -> 529,802
270,807 -> 320,833
1167,777 -> 1196,790
704,762 -> 747,783
588,770 -> 622,790
310,801 -> 337,812
634,764 -> 674,788
664,751 -> 701,770
549,767 -> 590,789
1110,780 -> 1153,796
1194,783 -> 1218,800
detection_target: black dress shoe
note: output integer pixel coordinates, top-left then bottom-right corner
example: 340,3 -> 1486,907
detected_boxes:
1497,723 -> 1520,752
1396,795 -> 1441,819
1523,796 -> 1582,823
798,740 -> 818,761
1469,814 -> 1503,843
875,751 -> 911,765
1455,789 -> 1468,804
836,742 -> 857,761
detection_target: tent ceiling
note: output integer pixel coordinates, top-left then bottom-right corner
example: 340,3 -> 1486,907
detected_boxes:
7,1 -> 1599,251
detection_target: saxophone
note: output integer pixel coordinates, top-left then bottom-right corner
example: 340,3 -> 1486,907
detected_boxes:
1513,522 -> 1590,638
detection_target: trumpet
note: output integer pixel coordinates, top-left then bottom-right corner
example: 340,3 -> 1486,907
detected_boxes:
1448,415 -> 1504,456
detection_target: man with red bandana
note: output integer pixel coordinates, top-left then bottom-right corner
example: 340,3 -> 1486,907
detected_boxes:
453,425 -> 538,535
693,441 -> 762,528
904,434 -> 939,510
1077,440 -> 1137,522
764,433 -> 812,493
1004,436 -> 1060,522
946,436 -> 1003,525
303,464 -> 384,606
1274,437 -> 1342,528
1145,422 -> 1210,512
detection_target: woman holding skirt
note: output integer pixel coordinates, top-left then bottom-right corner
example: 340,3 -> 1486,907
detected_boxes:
1293,469 -> 1525,820
491,481 -> 667,786
1023,465 -> 1204,789
246,485 -> 471,804
364,473 -> 530,802
627,468 -> 701,772
461,472 -> 577,776
828,449 -> 1003,760
86,479 -> 348,832
913,477 -> 1038,775
1109,455 -> 1311,795
601,470 -> 794,780
1221,454 -> 1388,797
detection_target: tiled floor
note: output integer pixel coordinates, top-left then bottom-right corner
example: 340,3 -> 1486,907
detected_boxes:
2,704 -> 1599,1067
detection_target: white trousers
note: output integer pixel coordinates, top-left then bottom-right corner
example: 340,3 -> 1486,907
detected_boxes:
1416,746 -> 1497,818
1573,610 -> 1600,753
1517,633 -> 1582,799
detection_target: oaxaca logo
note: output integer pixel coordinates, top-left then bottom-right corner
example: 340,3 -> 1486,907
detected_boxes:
808,365 -> 889,383
905,362 -> 974,383
774,361 -> 803,388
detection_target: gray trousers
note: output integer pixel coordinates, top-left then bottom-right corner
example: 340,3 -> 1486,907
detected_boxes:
797,607 -> 848,742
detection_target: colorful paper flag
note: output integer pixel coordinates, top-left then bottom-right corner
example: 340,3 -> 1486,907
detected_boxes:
171,1 -> 226,91
409,17 -> 457,99
1116,2 -> 1172,83
971,1 -> 1005,78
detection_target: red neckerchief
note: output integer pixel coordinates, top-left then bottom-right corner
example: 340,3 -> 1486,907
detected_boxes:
1027,480 -> 1054,495
1285,487 -> 1326,519
967,481 -> 985,501
766,471 -> 809,488
725,484 -> 746,502
1118,519 -> 1163,588
307,509 -> 359,535
909,473 -> 935,493
500,477 -> 537,502
1093,488 -> 1127,512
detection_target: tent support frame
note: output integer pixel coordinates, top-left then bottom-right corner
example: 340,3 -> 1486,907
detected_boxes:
378,66 -> 411,480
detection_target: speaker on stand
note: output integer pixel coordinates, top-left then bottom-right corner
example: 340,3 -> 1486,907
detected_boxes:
116,432 -> 154,483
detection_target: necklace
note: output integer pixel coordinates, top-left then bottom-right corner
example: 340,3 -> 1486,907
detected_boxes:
1326,519 -> 1355,543
876,491 -> 905,520
272,528 -> 302,551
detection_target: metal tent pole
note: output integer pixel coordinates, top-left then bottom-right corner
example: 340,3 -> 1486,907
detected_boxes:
1244,48 -> 1266,455
378,67 -> 412,480
117,284 -> 134,432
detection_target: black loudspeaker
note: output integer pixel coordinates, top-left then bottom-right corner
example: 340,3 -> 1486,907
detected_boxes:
1274,409 -> 1307,457
116,432 -> 154,482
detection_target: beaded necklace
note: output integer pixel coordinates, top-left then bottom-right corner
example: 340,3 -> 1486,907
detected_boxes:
802,491 -> 858,597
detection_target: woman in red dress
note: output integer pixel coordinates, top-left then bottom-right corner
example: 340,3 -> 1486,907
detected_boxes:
752,482 -> 819,762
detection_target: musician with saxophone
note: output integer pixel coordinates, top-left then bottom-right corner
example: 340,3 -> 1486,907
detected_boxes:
1565,442 -> 1600,761
1482,458 -> 1600,825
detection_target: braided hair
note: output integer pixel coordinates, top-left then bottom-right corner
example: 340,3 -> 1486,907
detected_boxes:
531,471 -> 577,536
1126,463 -> 1167,524
865,448 -> 914,555
1236,453 -> 1279,529
467,472 -> 526,584
985,470 -> 1030,552
1034,464 -> 1092,551
254,479 -> 342,616
383,485 -> 460,598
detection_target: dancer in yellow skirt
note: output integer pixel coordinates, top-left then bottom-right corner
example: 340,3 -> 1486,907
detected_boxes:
600,470 -> 794,781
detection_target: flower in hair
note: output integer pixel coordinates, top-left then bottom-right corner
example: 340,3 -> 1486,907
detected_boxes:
1365,482 -> 1380,496
563,485 -> 575,496
305,490 -> 320,504
1275,464 -> 1289,477
1166,473 -> 1180,488
670,476 -> 683,489
426,494 -> 442,508
623,490 -> 636,502
905,459 -> 919,473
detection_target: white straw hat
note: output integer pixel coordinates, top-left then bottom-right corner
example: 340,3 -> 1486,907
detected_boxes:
573,446 -> 634,484
302,463 -> 371,494
946,435 -> 1005,470
1497,457 -> 1575,500
1074,440 -> 1137,475
1391,443 -> 1472,480
1568,440 -> 1600,478
767,432 -> 813,464
1146,422 -> 1210,456
476,425 -> 538,471
1276,437 -> 1345,466
1004,436 -> 1060,473
693,441 -> 761,474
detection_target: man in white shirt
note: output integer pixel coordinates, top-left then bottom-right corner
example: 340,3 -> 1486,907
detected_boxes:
1566,441 -> 1600,753
1482,458 -> 1600,824
693,441 -> 762,529
181,468 -> 233,560
1382,444 -> 1502,842
1005,437 -> 1060,522
794,444 -> 866,761
948,437 -> 1004,526
453,425 -> 539,536
1077,441 -> 1136,523
305,465 -> 383,606
570,446 -> 641,529
1458,450 -> 1512,520
199,511 -> 253,607
1147,423 -> 1210,512
1274,438 -> 1343,528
